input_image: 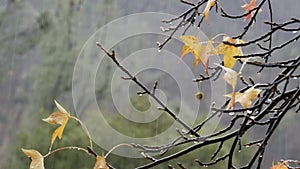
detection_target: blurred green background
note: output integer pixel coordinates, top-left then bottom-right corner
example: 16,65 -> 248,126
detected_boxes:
0,0 -> 299,168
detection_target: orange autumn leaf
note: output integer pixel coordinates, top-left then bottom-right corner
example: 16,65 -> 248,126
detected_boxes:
225,86 -> 261,109
180,35 -> 216,74
42,100 -> 70,146
215,36 -> 244,68
94,155 -> 109,169
203,0 -> 216,23
22,148 -> 45,169
242,0 -> 262,22
270,162 -> 288,169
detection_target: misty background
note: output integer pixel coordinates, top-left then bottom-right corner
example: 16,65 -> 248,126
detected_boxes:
0,0 -> 299,168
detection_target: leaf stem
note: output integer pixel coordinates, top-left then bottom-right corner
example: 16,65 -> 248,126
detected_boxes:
70,116 -> 93,150
104,143 -> 134,158
44,146 -> 90,158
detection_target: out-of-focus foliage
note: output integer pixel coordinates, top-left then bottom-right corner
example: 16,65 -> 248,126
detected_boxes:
0,0 -> 299,168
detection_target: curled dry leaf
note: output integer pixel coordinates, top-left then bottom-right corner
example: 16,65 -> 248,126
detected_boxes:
203,0 -> 216,23
215,36 -> 244,68
42,111 -> 69,125
54,100 -> 69,114
215,63 -> 239,108
21,148 -> 45,169
42,100 -> 70,146
215,63 -> 239,89
180,35 -> 216,74
225,86 -> 261,109
94,155 -> 109,169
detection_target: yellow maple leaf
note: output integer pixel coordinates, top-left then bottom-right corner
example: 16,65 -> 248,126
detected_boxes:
94,155 -> 109,169
180,35 -> 204,66
42,100 -> 70,146
180,35 -> 216,74
215,36 -> 244,68
225,86 -> 261,108
22,148 -> 45,169
203,0 -> 216,23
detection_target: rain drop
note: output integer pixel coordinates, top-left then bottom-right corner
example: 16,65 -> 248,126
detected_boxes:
238,150 -> 241,153
293,77 -> 298,80
181,129 -> 188,133
158,49 -> 162,53
292,30 -> 298,33
138,94 -> 143,97
246,110 -> 252,114
229,112 -> 235,116
245,145 -> 250,148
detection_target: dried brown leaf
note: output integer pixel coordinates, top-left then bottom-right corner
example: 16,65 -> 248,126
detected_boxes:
22,148 -> 45,169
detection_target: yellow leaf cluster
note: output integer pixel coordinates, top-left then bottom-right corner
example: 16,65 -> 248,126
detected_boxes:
43,100 -> 70,147
180,35 -> 244,75
225,86 -> 261,108
215,36 -> 244,68
21,149 -> 45,169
